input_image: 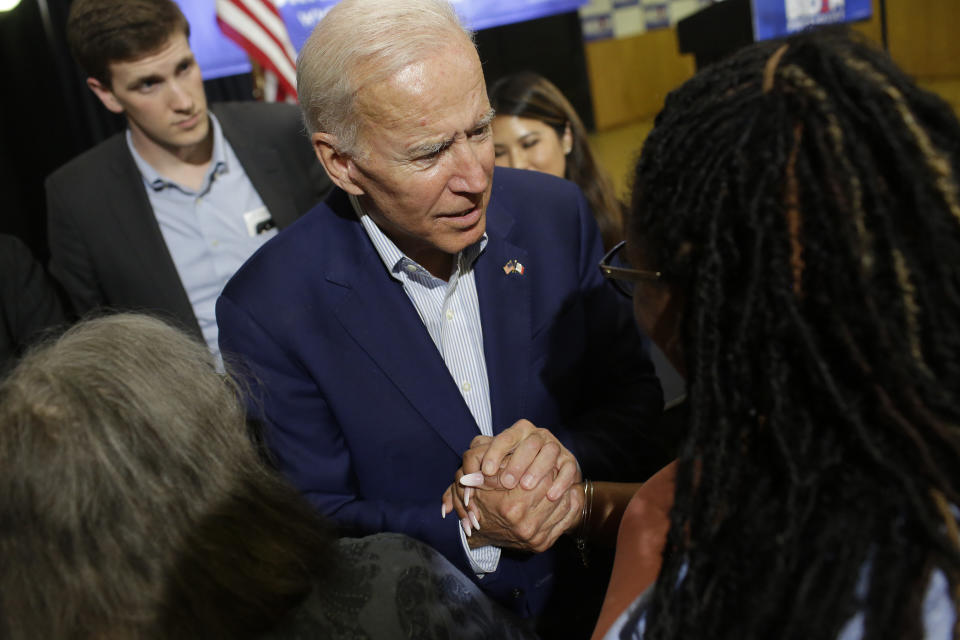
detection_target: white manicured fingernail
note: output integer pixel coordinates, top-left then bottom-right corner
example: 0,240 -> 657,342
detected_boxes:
460,472 -> 484,487
461,517 -> 472,537
470,512 -> 480,531
464,487 -> 471,507
442,504 -> 447,519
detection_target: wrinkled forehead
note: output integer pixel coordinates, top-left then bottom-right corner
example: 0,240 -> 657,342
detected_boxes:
353,25 -> 476,87
353,40 -> 487,138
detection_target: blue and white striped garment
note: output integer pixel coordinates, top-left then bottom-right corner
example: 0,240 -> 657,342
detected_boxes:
352,195 -> 501,575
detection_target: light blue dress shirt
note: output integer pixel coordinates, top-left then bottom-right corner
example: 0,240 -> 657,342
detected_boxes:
127,113 -> 278,360
351,194 -> 502,576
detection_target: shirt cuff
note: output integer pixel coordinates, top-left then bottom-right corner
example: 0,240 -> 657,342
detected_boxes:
458,524 -> 501,575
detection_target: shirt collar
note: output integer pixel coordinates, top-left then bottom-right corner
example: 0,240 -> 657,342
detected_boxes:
350,193 -> 487,280
126,111 -> 228,193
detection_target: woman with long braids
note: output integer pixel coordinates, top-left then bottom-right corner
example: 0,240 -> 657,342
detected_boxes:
596,27 -> 960,639
447,26 -> 960,640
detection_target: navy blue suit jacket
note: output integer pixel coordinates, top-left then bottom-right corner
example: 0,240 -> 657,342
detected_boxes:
217,167 -> 664,615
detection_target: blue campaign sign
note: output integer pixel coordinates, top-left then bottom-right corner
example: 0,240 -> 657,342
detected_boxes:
177,0 -> 587,80
751,0 -> 872,42
451,0 -> 587,31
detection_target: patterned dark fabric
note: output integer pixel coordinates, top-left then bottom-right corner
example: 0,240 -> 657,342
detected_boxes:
264,533 -> 538,640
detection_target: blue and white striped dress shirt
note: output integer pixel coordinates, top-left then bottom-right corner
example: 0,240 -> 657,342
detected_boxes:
352,194 -> 501,575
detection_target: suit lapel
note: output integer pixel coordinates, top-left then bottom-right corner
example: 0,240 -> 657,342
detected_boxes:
327,205 -> 481,457
233,142 -> 300,227
475,203 -> 531,434
218,107 -> 300,229
106,137 -> 200,336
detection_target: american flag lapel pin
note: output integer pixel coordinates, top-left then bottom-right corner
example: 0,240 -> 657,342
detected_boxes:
503,259 -> 526,275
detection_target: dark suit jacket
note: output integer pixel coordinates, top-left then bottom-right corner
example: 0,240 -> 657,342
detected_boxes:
216,168 -> 665,617
45,102 -> 331,339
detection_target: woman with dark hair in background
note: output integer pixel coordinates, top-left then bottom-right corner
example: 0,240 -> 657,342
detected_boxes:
489,72 -> 624,252
595,28 -> 960,639
0,314 -> 535,640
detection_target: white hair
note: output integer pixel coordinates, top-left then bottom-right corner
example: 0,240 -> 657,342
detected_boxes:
297,0 -> 474,156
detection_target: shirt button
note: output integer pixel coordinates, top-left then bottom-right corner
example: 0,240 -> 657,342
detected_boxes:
461,381 -> 472,392
405,264 -> 417,273
511,587 -> 523,599
445,309 -> 454,320
211,240 -> 219,247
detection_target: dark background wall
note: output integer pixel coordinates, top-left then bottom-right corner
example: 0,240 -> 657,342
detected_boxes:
1,0 -> 77,261
477,11 -> 594,131
0,0 -> 592,264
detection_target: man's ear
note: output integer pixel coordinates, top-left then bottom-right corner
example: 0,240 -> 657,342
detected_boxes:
86,77 -> 124,114
312,132 -> 364,196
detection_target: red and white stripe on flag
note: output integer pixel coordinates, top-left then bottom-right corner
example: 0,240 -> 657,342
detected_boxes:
215,0 -> 298,102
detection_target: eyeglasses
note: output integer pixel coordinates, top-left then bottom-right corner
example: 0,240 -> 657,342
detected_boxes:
598,240 -> 662,298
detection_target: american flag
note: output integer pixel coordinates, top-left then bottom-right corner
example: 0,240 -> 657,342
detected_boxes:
215,0 -> 298,102
503,259 -> 525,275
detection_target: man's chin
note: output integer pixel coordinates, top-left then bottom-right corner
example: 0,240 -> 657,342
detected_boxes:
163,117 -> 212,157
447,213 -> 486,252
180,116 -> 210,145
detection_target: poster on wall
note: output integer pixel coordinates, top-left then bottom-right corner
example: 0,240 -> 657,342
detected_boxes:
642,0 -> 670,30
579,0 -> 616,40
752,0 -> 872,41
580,0 -> 713,42
177,0 -> 589,79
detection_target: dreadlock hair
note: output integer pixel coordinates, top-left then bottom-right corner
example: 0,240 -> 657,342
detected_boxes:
629,28 -> 960,639
489,72 -> 625,250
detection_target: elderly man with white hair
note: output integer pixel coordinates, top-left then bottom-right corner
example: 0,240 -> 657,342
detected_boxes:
217,0 -> 666,633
